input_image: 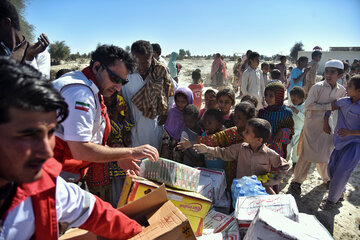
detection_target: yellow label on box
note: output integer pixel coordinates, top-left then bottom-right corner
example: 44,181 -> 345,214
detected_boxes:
121,176 -> 212,236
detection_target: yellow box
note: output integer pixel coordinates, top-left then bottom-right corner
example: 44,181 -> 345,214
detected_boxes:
118,175 -> 212,237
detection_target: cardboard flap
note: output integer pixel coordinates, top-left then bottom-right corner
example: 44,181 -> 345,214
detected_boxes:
119,184 -> 168,218
147,201 -> 187,225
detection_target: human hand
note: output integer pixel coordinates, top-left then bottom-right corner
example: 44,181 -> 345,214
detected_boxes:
117,158 -> 141,176
323,120 -> 331,135
26,33 -> 49,61
331,100 -> 337,111
131,144 -> 159,162
273,130 -> 283,143
177,137 -> 192,151
193,144 -> 208,154
289,105 -> 299,114
338,128 -> 351,137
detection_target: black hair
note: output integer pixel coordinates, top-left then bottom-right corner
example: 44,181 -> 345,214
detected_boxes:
55,69 -> 71,79
311,51 -> 322,59
0,0 -> 20,30
192,70 -> 201,81
247,118 -> 271,143
298,56 -> 308,63
174,92 -> 187,101
349,75 -> 360,89
270,69 -> 281,80
205,89 -> 216,97
234,102 -> 255,119
269,63 -> 275,71
343,62 -> 349,72
261,62 -> 269,69
183,104 -> 199,120
246,50 -> 252,57
241,95 -> 258,108
280,55 -> 286,61
151,43 -> 161,56
0,57 -> 68,124
203,108 -> 223,124
216,87 -> 235,105
131,40 -> 153,57
90,44 -> 136,73
248,52 -> 260,61
289,86 -> 305,99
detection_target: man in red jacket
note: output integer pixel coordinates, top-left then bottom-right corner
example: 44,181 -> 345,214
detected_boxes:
0,57 -> 142,239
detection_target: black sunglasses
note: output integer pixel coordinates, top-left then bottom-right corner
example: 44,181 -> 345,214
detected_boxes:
102,64 -> 129,85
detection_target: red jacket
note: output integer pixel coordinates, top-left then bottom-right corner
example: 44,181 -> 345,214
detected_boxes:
1,158 -> 141,240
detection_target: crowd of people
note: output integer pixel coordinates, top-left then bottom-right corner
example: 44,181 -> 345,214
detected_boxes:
0,0 -> 359,239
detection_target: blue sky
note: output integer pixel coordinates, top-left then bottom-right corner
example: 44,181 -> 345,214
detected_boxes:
24,0 -> 360,56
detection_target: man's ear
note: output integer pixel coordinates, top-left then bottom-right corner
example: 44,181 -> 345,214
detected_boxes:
257,137 -> 263,144
0,17 -> 12,28
91,61 -> 101,74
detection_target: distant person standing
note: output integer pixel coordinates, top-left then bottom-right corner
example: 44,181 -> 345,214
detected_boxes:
210,53 -> 227,87
303,51 -> 322,96
151,43 -> 167,65
168,52 -> 179,82
188,70 -> 204,109
275,55 -> 287,84
241,51 -> 264,109
288,57 -> 310,98
232,57 -> 242,92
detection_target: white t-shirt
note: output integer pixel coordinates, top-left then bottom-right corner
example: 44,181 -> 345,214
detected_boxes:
26,50 -> 51,79
53,71 -> 105,144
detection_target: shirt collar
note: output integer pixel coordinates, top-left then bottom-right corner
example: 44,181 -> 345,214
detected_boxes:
243,142 -> 267,153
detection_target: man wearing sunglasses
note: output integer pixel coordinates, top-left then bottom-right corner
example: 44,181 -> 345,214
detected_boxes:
52,45 -> 159,184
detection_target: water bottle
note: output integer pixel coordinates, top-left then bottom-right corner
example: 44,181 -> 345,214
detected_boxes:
232,184 -> 243,208
231,179 -> 240,195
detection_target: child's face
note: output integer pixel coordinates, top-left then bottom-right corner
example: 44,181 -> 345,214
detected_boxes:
346,81 -> 360,99
217,95 -> 233,114
205,93 -> 217,109
250,57 -> 260,68
262,66 -> 269,74
243,124 -> 261,145
183,115 -> 197,129
314,55 -> 321,62
234,111 -> 249,131
265,90 -> 276,106
281,58 -> 286,64
290,95 -> 304,106
175,94 -> 188,111
299,60 -> 308,69
203,116 -> 221,134
325,67 -> 341,86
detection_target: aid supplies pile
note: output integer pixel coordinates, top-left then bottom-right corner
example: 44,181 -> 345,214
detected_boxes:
140,158 -> 200,191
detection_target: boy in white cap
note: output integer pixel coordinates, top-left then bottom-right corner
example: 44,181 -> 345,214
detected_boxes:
290,59 -> 346,195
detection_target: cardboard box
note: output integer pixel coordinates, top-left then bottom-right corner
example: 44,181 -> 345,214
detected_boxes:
60,185 -> 196,240
234,194 -> 299,237
197,168 -> 227,205
244,208 -> 333,240
119,175 -> 212,236
203,210 -> 240,240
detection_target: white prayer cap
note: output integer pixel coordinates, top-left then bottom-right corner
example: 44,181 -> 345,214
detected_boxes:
325,59 -> 344,70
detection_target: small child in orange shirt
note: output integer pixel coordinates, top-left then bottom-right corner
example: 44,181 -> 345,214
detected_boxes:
188,70 -> 204,109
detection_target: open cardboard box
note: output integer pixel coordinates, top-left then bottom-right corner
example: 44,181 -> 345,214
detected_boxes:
118,175 -> 212,237
60,185 -> 196,240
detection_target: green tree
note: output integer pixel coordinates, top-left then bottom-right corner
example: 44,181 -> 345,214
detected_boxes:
185,50 -> 191,58
48,41 -> 70,65
10,0 -> 34,42
125,45 -> 131,52
178,49 -> 186,60
290,42 -> 304,61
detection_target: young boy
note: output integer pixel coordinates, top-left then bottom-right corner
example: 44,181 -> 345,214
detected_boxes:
261,62 -> 270,86
268,69 -> 282,85
188,70 -> 204,109
275,56 -> 287,84
289,56 -> 310,93
241,52 -> 264,109
304,51 -> 322,96
290,60 -> 347,195
287,87 -> 306,167
193,118 -> 289,190
321,75 -> 360,209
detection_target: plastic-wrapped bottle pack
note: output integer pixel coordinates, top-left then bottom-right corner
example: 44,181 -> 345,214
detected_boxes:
139,158 -> 200,192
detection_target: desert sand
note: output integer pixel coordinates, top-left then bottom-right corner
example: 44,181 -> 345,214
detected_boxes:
51,58 -> 360,239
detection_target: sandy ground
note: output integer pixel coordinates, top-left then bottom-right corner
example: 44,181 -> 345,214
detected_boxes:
51,58 -> 360,239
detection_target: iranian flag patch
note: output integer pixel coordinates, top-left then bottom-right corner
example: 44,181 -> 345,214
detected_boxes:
75,101 -> 90,112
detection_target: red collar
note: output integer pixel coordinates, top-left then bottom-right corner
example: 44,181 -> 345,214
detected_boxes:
82,66 -> 99,89
3,158 -> 62,219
